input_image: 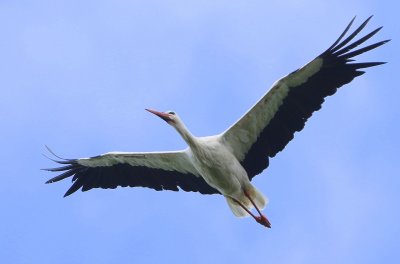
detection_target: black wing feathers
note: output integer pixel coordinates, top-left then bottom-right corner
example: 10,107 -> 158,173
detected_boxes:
45,158 -> 219,197
243,17 -> 389,179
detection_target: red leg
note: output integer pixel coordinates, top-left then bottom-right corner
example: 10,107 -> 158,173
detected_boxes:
232,197 -> 271,228
243,190 -> 271,228
232,197 -> 258,220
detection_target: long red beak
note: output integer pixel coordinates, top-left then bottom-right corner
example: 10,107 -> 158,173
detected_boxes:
145,108 -> 173,122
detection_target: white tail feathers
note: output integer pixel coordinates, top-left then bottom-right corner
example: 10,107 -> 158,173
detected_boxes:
248,185 -> 268,210
225,185 -> 269,218
226,197 -> 250,217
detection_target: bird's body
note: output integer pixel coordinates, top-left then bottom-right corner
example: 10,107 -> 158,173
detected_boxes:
186,136 -> 265,214
45,17 -> 389,228
189,136 -> 242,194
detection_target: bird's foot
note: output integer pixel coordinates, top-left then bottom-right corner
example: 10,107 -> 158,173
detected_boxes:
255,214 -> 271,228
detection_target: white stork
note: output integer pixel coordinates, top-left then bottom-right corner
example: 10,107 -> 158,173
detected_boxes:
45,17 -> 389,228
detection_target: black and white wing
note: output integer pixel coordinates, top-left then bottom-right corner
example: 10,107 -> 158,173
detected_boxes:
221,16 -> 389,178
44,148 -> 219,197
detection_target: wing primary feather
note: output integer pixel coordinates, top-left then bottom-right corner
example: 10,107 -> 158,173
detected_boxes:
42,153 -> 77,165
64,177 -> 85,197
330,15 -> 373,53
333,27 -> 383,56
326,16 -> 356,51
45,168 -> 80,184
339,40 -> 390,59
347,62 -> 387,69
42,164 -> 75,172
45,145 -> 74,161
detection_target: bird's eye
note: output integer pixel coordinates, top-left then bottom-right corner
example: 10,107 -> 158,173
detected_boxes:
168,111 -> 175,115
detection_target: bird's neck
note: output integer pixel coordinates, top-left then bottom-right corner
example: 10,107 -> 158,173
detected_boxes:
174,121 -> 198,148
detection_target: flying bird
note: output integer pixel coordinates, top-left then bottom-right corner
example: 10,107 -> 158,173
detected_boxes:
45,17 -> 389,228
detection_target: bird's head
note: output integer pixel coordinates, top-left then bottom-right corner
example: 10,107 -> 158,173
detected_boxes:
145,109 -> 179,126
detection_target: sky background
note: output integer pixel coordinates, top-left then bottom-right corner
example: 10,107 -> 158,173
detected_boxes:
1,1 -> 399,263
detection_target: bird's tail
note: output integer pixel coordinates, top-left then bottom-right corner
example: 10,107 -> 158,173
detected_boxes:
225,185 -> 268,218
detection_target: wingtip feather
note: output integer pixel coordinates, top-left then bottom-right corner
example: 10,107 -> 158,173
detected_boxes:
46,179 -> 56,184
326,16 -> 356,52
330,16 -> 375,53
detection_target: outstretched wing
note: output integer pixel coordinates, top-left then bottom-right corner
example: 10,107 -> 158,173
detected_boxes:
44,148 -> 219,197
221,16 -> 389,179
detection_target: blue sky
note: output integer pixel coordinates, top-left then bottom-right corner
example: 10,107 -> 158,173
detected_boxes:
1,1 -> 399,263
